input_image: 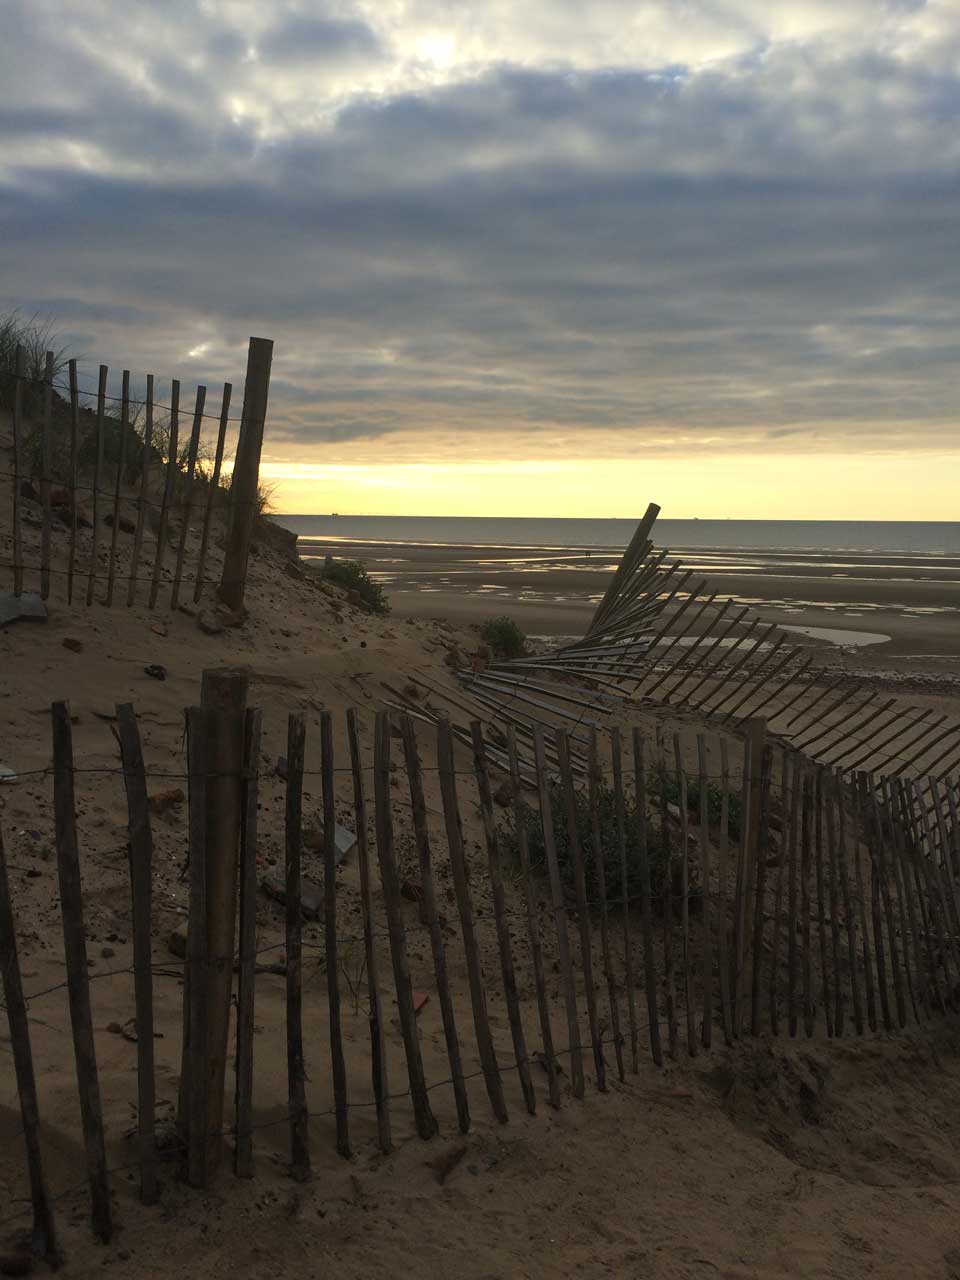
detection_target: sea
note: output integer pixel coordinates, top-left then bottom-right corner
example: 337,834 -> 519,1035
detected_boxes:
275,515 -> 960,557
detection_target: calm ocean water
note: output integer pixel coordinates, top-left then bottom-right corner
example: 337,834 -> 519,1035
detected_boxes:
274,515 -> 960,556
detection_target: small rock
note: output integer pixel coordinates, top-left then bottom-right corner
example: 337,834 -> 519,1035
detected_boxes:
144,663 -> 167,681
150,622 -> 168,637
0,592 -> 47,627
104,512 -> 137,534
260,870 -> 323,921
106,1021 -> 124,1035
148,787 -> 184,816
101,945 -> 116,959
412,990 -> 429,1016
197,609 -> 223,635
168,922 -> 188,959
62,637 -> 84,653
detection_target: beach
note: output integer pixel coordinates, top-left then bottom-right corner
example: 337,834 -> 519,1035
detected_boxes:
282,519 -> 960,673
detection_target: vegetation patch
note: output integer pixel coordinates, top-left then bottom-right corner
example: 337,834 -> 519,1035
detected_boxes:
480,615 -> 527,659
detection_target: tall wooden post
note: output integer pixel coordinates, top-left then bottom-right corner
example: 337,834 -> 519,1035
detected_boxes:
200,668 -> 248,1172
218,337 -> 273,612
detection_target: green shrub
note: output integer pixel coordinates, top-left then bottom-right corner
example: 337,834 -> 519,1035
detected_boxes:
654,773 -> 742,841
500,777 -> 686,915
321,557 -> 390,615
480,615 -> 526,660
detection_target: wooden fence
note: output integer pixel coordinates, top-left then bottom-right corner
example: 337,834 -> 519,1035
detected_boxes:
1,689 -> 959,1266
1,337 -> 273,613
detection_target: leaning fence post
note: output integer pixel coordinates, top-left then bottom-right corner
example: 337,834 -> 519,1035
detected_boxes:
184,705 -> 209,1189
321,709 -> 351,1158
0,823 -> 60,1265
219,337 -> 273,612
11,345 -> 25,595
39,350 -> 54,600
116,703 -> 159,1205
51,701 -> 112,1242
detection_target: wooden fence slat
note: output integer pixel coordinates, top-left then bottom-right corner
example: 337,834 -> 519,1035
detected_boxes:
320,710 -> 351,1157
437,717 -> 508,1122
184,705 -> 209,1189
148,379 -> 180,609
234,707 -> 262,1177
883,776 -> 920,1024
851,774 -> 878,1032
284,712 -> 312,1178
813,768 -> 833,1037
127,373 -> 154,606
85,365 -> 108,606
376,712 -> 438,1139
696,734 -> 714,1048
611,729 -> 639,1072
672,733 -> 697,1057
786,756 -> 802,1037
871,779 -> 907,1028
116,702 -> 158,1204
655,727 -> 679,1057
735,720 -> 767,1037
800,769 -> 815,1037
588,729 -> 624,1081
532,724 -> 584,1096
171,384 -> 206,609
51,701 -> 112,1241
630,731 -> 663,1064
67,359 -> 80,604
823,767 -> 845,1036
346,710 -> 391,1151
557,728 -> 606,1088
860,774 -> 892,1032
11,345 -> 26,595
901,779 -> 950,1013
194,382 -> 232,603
105,369 -> 130,607
769,750 -> 790,1036
39,350 -> 54,599
750,745 -> 773,1037
912,778 -> 960,1002
833,770 -> 864,1033
0,822 -> 60,1264
716,738 -> 734,1045
507,726 -> 561,1106
401,712 -> 470,1131
471,721 -> 537,1113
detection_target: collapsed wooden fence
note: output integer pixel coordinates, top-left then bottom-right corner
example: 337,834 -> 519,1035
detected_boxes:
1,337 -> 273,613
2,683 -> 960,1266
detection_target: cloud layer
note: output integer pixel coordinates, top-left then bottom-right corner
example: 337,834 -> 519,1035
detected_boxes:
1,0 -> 958,466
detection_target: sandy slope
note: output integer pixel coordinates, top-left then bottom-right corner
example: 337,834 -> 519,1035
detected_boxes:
4,414 -> 960,1277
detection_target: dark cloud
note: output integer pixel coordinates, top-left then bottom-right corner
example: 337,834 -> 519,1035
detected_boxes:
0,2 -> 958,453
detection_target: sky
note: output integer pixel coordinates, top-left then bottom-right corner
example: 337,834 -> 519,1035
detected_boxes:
1,0 -> 958,518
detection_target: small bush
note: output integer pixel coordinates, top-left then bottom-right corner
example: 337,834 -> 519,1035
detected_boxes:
654,773 -> 742,841
480,615 -> 526,660
500,778 -> 687,915
321,557 -> 390,615
0,311 -> 67,414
